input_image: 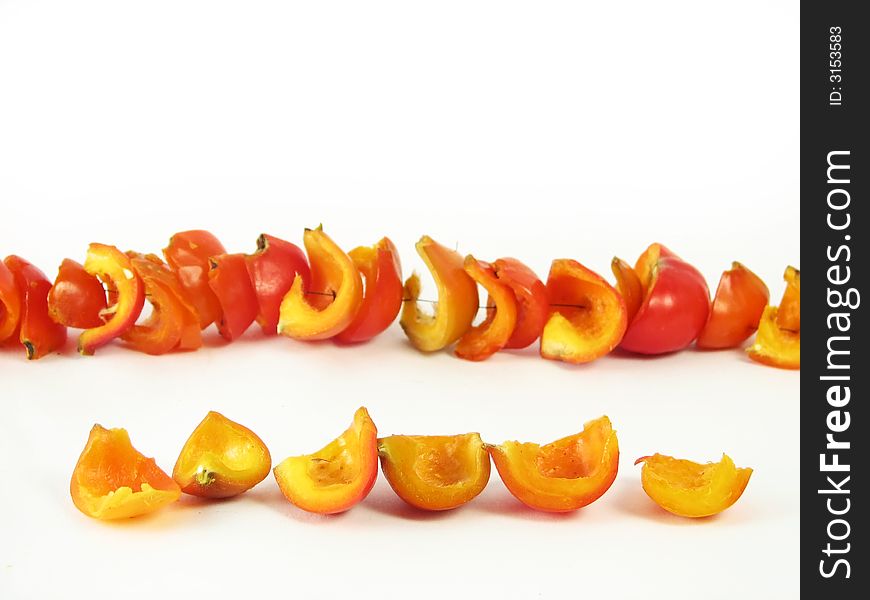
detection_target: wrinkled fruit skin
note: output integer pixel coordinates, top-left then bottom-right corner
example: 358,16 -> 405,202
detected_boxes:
400,235 -> 479,352
173,411 -> 272,498
378,433 -> 490,511
748,266 -> 800,369
697,262 -> 769,349
488,416 -> 619,512
636,453 -> 752,518
619,244 -> 710,355
273,407 -> 378,514
70,425 -> 181,520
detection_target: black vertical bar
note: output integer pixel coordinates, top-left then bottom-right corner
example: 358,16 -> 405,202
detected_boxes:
802,1 -> 866,595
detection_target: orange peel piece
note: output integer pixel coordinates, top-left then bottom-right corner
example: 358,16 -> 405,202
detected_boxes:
378,433 -> 490,511
273,407 -> 378,514
173,411 -> 272,498
541,259 -> 627,364
610,257 -> 643,324
748,266 -> 800,369
697,261 -> 769,349
454,256 -> 517,361
400,236 -> 479,352
70,425 -> 180,520
334,237 -> 403,344
488,416 -> 619,512
635,453 -> 752,518
278,227 -> 363,340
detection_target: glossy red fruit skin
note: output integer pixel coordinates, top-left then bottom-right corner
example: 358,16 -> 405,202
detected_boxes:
3,255 -> 68,359
245,234 -> 311,335
696,262 -> 769,349
619,245 -> 710,355
48,259 -> 108,329
208,253 -> 259,342
77,244 -> 147,356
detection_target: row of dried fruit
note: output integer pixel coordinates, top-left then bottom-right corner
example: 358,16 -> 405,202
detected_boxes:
2,228 -> 799,367
71,408 -> 752,520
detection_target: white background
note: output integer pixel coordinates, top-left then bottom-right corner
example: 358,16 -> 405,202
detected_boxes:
1,1 -> 799,598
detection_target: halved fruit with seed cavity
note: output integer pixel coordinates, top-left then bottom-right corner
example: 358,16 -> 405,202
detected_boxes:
488,416 -> 619,512
635,453 -> 752,518
273,407 -> 378,514
379,433 -> 490,510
